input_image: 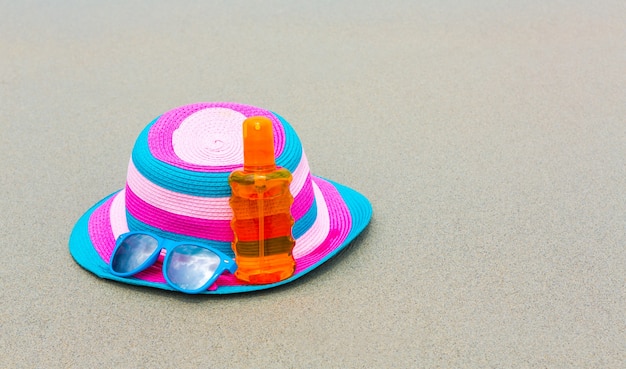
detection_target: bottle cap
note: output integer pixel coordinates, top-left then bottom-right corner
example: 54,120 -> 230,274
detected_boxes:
242,116 -> 276,172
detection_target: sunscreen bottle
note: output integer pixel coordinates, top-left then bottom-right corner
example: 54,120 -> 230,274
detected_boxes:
228,116 -> 296,284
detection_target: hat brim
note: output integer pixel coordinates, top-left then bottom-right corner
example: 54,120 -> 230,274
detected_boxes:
69,176 -> 372,294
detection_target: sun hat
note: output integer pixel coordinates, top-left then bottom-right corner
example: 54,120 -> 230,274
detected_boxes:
69,102 -> 372,294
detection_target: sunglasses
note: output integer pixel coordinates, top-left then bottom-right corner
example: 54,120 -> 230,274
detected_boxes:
109,232 -> 237,294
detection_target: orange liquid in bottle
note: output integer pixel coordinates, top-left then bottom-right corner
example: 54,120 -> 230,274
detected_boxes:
228,116 -> 296,284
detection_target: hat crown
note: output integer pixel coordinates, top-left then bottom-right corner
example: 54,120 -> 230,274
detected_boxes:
71,101 -> 371,293
123,103 -> 316,256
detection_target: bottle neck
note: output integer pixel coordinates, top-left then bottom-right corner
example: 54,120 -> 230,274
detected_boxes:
243,162 -> 276,173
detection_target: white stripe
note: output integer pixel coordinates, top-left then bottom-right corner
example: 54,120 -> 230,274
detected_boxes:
293,181 -> 330,258
108,180 -> 330,260
126,154 -> 311,220
110,190 -> 129,238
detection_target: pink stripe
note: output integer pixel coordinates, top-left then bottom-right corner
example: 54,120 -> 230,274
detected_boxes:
293,182 -> 330,258
110,190 -> 129,238
125,180 -> 315,242
294,178 -> 352,273
126,159 -> 232,220
290,151 -> 310,195
147,103 -> 286,172
292,177 -> 315,220
126,158 -> 315,221
88,195 -> 116,261
125,185 -> 234,242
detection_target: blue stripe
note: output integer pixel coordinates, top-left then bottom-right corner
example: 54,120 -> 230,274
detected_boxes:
125,211 -> 235,257
293,199 -> 317,238
272,112 -> 303,171
131,112 -> 303,198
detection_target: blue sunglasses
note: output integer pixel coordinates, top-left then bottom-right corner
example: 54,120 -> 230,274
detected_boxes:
109,232 -> 237,294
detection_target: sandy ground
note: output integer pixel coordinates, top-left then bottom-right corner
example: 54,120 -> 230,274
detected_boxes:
1,1 -> 625,367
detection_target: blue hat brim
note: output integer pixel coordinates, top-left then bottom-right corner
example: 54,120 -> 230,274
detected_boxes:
69,178 -> 372,294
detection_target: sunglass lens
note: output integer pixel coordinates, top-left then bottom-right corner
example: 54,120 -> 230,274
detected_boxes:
111,234 -> 159,274
165,245 -> 221,292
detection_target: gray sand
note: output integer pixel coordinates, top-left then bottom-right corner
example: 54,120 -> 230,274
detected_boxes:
1,1 -> 625,367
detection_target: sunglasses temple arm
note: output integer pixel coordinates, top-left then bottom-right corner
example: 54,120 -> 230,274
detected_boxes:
226,259 -> 238,274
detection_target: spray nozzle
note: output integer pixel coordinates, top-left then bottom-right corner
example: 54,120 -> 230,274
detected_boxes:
242,116 -> 276,172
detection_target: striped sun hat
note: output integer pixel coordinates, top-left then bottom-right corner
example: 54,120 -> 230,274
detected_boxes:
69,102 -> 372,294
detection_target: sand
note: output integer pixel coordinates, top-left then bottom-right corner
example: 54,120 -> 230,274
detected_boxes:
1,1 -> 625,367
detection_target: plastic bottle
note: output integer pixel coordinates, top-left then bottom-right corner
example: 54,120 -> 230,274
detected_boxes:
228,116 -> 296,284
